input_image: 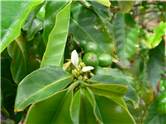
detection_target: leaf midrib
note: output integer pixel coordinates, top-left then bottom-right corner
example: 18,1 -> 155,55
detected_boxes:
16,75 -> 72,110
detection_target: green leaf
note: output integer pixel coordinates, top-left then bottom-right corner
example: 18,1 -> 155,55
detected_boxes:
94,67 -> 133,84
41,1 -> 71,67
96,96 -> 136,124
7,35 -> 28,84
113,13 -> 126,59
118,1 -> 134,13
95,0 -> 111,7
85,83 -> 129,112
36,4 -> 45,21
89,74 -> 128,84
26,18 -> 43,41
145,99 -> 166,124
51,90 -> 73,124
71,2 -> 83,21
147,41 -> 164,88
15,66 -> 73,111
83,88 -> 103,123
86,83 -> 128,96
70,6 -> 112,54
43,0 -> 69,43
148,22 -> 166,48
70,90 -> 81,124
113,13 -> 139,60
1,49 -> 14,80
85,82 -> 135,123
22,3 -> 43,41
79,88 -> 97,124
25,89 -> 73,124
26,32 -> 45,72
0,0 -> 43,53
1,77 -> 17,112
89,68 -> 138,102
90,1 -> 114,54
126,26 -> 140,58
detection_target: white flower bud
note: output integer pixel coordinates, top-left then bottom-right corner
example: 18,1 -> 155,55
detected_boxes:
82,66 -> 94,72
71,50 -> 79,67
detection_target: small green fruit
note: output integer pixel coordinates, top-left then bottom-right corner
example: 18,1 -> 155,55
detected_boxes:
84,42 -> 98,52
83,52 -> 98,67
98,53 -> 112,67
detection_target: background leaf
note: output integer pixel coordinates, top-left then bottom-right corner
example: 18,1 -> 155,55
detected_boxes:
145,99 -> 166,124
148,22 -> 166,48
7,32 -> 45,84
22,3 -> 44,41
113,13 -> 140,61
118,1 -> 134,13
147,41 -> 164,88
7,35 -> 28,84
70,4 -> 113,54
0,0 -> 43,53
95,0 -> 111,8
1,77 -> 17,116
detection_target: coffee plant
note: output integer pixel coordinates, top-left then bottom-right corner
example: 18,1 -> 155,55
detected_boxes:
1,0 -> 166,124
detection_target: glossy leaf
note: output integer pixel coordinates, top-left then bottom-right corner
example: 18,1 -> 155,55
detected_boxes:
83,88 -> 103,123
89,74 -> 129,84
0,0 -> 43,53
15,66 -> 73,111
96,96 -> 136,124
70,90 -> 81,124
7,36 -> 28,84
86,83 -> 128,96
84,82 -> 130,114
43,0 -> 69,43
79,88 -> 97,124
51,90 -> 73,124
90,68 -> 138,102
94,67 -> 133,84
25,89 -> 73,124
41,1 -> 71,67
